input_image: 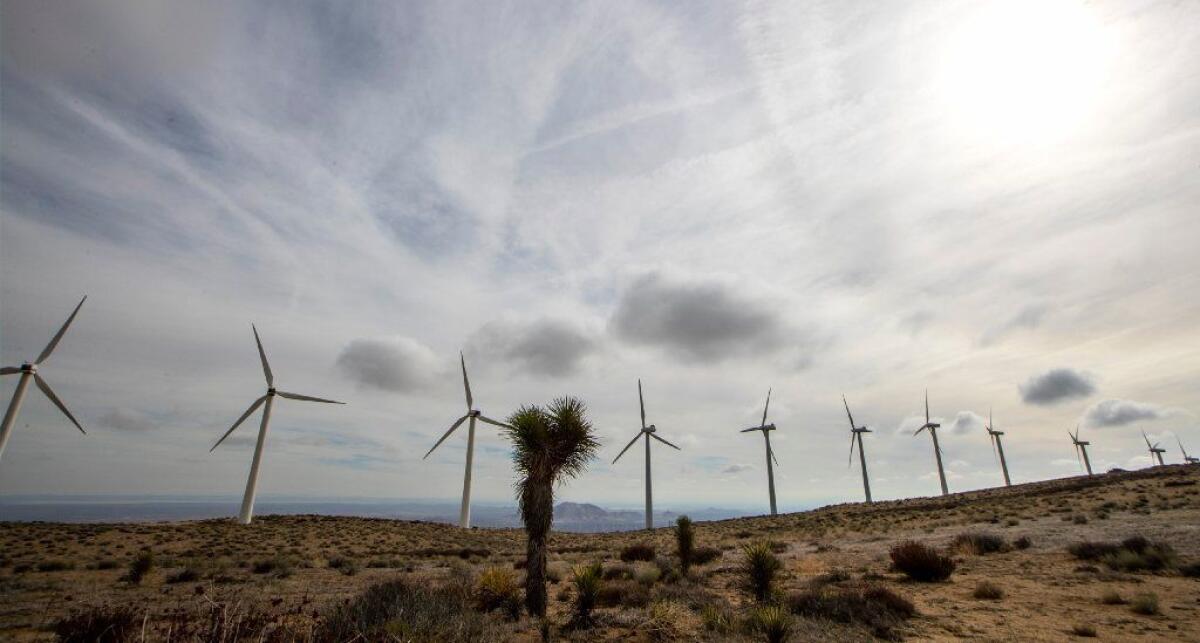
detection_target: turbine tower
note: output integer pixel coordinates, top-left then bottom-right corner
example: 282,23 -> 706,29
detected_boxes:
842,395 -> 872,503
210,325 -> 344,524
1178,437 -> 1199,464
1142,430 -> 1166,466
913,390 -> 948,496
984,408 -> 1012,487
423,353 -> 509,528
739,389 -> 779,515
613,379 -> 681,530
1069,426 -> 1093,476
1,297 -> 88,461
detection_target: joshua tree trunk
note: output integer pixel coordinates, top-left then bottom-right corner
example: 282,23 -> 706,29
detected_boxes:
522,478 -> 553,617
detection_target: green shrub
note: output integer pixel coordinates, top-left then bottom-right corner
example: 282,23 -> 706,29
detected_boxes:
748,605 -> 792,643
570,562 -> 603,628
122,551 -> 154,584
741,542 -> 782,602
475,566 -> 522,620
787,583 -> 914,639
700,604 -> 734,634
316,577 -> 504,641
1071,536 -> 1176,572
676,515 -> 695,575
889,541 -> 955,582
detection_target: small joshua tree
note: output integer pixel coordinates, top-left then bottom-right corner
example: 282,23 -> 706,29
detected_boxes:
570,562 -> 603,628
676,515 -> 695,575
742,541 -> 782,602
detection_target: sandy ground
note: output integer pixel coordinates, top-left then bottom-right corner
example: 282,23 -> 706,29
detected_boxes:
2,465 -> 1198,641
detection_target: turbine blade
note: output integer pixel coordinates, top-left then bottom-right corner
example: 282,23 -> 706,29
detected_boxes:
914,425 -> 927,436
991,434 -> 1000,464
612,431 -> 642,464
276,391 -> 343,404
460,352 -> 473,410
35,296 -> 87,365
251,324 -> 273,387
740,426 -> 763,433
761,388 -> 771,427
423,414 -> 469,459
0,367 -> 20,375
476,415 -> 510,429
925,389 -> 930,423
650,433 -> 681,450
1074,443 -> 1083,469
211,395 -> 266,451
1178,436 -> 1189,458
842,395 -> 856,429
1142,430 -> 1152,449
638,379 -> 646,429
848,433 -> 856,467
33,374 -> 85,434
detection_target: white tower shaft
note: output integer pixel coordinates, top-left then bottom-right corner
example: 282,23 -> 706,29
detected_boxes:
0,372 -> 34,461
1080,445 -> 1093,475
460,416 -> 477,528
931,429 -> 948,496
644,432 -> 653,530
856,432 -> 872,503
763,431 -> 777,515
996,436 -> 1011,486
239,393 -> 275,524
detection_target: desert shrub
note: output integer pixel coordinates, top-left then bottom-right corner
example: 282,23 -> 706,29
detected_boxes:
787,583 -> 914,639
596,579 -> 650,608
1072,514 -> 1089,525
37,560 -> 75,572
316,577 -> 503,641
889,541 -> 955,582
1067,541 -> 1120,561
367,558 -> 403,569
122,551 -> 154,584
1179,561 -> 1200,577
812,568 -> 851,585
251,557 -> 292,578
1100,590 -> 1126,605
635,564 -> 662,586
569,562 -> 603,628
748,605 -> 792,643
700,604 -> 734,634
768,541 -> 789,554
952,532 -> 1008,555
1130,592 -> 1159,615
95,559 -> 119,570
328,556 -> 359,576
475,567 -> 522,620
54,605 -> 141,642
1013,536 -> 1032,550
676,515 -> 696,574
1072,623 -> 1098,637
165,568 -> 201,584
973,581 -> 1004,600
643,601 -> 686,641
620,543 -> 656,562
1070,536 -> 1175,571
742,541 -> 783,602
546,560 -> 570,584
693,546 -> 722,565
602,563 -> 633,580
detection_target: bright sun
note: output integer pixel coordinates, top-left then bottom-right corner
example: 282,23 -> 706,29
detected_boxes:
938,0 -> 1117,144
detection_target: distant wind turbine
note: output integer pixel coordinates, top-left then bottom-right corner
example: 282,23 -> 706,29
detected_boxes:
739,389 -> 779,515
1178,437 -> 1199,464
613,379 -> 681,530
1069,426 -> 1093,476
913,390 -> 948,496
1142,430 -> 1166,466
210,325 -> 344,524
984,408 -> 1012,487
423,353 -> 509,529
842,396 -> 872,503
0,297 -> 88,462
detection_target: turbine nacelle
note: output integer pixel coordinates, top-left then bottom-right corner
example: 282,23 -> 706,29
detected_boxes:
18,363 -> 36,374
644,424 -> 656,433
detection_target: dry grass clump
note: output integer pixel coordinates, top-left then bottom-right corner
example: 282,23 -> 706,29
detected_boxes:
889,541 -> 955,582
1067,536 -> 1176,572
951,532 -> 1009,555
1072,622 -> 1098,637
475,567 -> 522,619
597,579 -> 650,608
54,605 -> 141,642
1099,589 -> 1126,605
317,576 -> 506,641
972,580 -> 1004,600
692,546 -> 723,566
786,582 -> 914,639
1130,592 -> 1160,616
748,605 -> 793,643
619,543 -> 656,562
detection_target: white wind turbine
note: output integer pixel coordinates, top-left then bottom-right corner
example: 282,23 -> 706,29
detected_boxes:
913,390 -> 948,496
210,325 -> 344,524
1069,425 -> 1093,476
842,395 -> 872,503
1142,430 -> 1166,466
983,408 -> 1012,487
422,353 -> 510,529
613,379 -> 681,530
1178,437 -> 1199,465
739,389 -> 779,515
1,297 -> 88,461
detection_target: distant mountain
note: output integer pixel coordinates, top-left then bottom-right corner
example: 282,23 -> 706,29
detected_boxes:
554,501 -> 609,521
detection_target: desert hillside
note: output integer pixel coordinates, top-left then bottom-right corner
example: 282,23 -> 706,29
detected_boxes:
2,465 -> 1199,641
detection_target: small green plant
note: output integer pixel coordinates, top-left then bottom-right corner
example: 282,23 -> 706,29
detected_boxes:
122,551 -> 154,584
1130,592 -> 1159,615
889,541 -> 955,582
569,562 -> 603,628
1072,623 -> 1098,637
741,541 -> 782,602
476,566 -> 522,620
973,580 -> 1004,600
749,605 -> 792,643
676,515 -> 695,575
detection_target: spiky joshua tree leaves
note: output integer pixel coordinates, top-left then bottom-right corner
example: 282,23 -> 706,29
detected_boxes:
504,397 -> 600,618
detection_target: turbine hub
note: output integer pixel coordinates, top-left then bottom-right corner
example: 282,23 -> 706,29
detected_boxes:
469,409 -> 481,417
20,362 -> 36,374
267,387 -> 276,395
645,425 -> 656,433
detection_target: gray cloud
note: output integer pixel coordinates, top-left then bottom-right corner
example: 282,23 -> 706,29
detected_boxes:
1019,368 -> 1097,405
335,337 -> 439,393
467,317 -> 597,377
609,272 -> 787,362
948,411 -> 984,435
1083,399 -> 1164,428
979,304 -> 1048,346
97,408 -> 155,432
722,463 -> 753,474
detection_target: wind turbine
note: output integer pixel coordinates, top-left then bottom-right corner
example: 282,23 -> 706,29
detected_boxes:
739,389 -> 779,515
913,390 -> 948,496
1142,430 -> 1166,466
983,408 -> 1012,487
1069,426 -> 1093,476
1,297 -> 88,461
842,395 -> 872,503
1178,437 -> 1199,464
422,353 -> 509,529
210,325 -> 344,524
613,379 -> 681,530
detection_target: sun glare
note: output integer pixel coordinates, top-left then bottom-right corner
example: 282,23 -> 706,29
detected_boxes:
938,0 -> 1117,144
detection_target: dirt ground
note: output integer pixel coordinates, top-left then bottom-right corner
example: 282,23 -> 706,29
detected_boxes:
2,465 -> 1198,641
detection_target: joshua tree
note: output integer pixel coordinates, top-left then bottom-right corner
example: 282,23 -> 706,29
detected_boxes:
676,515 -> 695,575
505,397 -> 600,618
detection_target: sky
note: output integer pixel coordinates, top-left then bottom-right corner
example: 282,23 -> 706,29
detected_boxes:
1,0 -> 1198,514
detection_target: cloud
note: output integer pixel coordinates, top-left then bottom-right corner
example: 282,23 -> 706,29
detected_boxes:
97,408 -> 155,432
335,337 -> 440,393
722,463 -> 754,474
979,304 -> 1048,346
609,272 -> 790,362
1019,368 -> 1097,405
948,411 -> 984,435
466,317 -> 597,377
1082,399 -> 1164,428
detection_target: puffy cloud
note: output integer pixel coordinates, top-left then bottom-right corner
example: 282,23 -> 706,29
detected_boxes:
335,336 -> 440,393
948,411 -> 985,435
609,272 -> 789,363
467,317 -> 596,377
97,408 -> 155,432
1019,368 -> 1096,405
1082,399 -> 1164,428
